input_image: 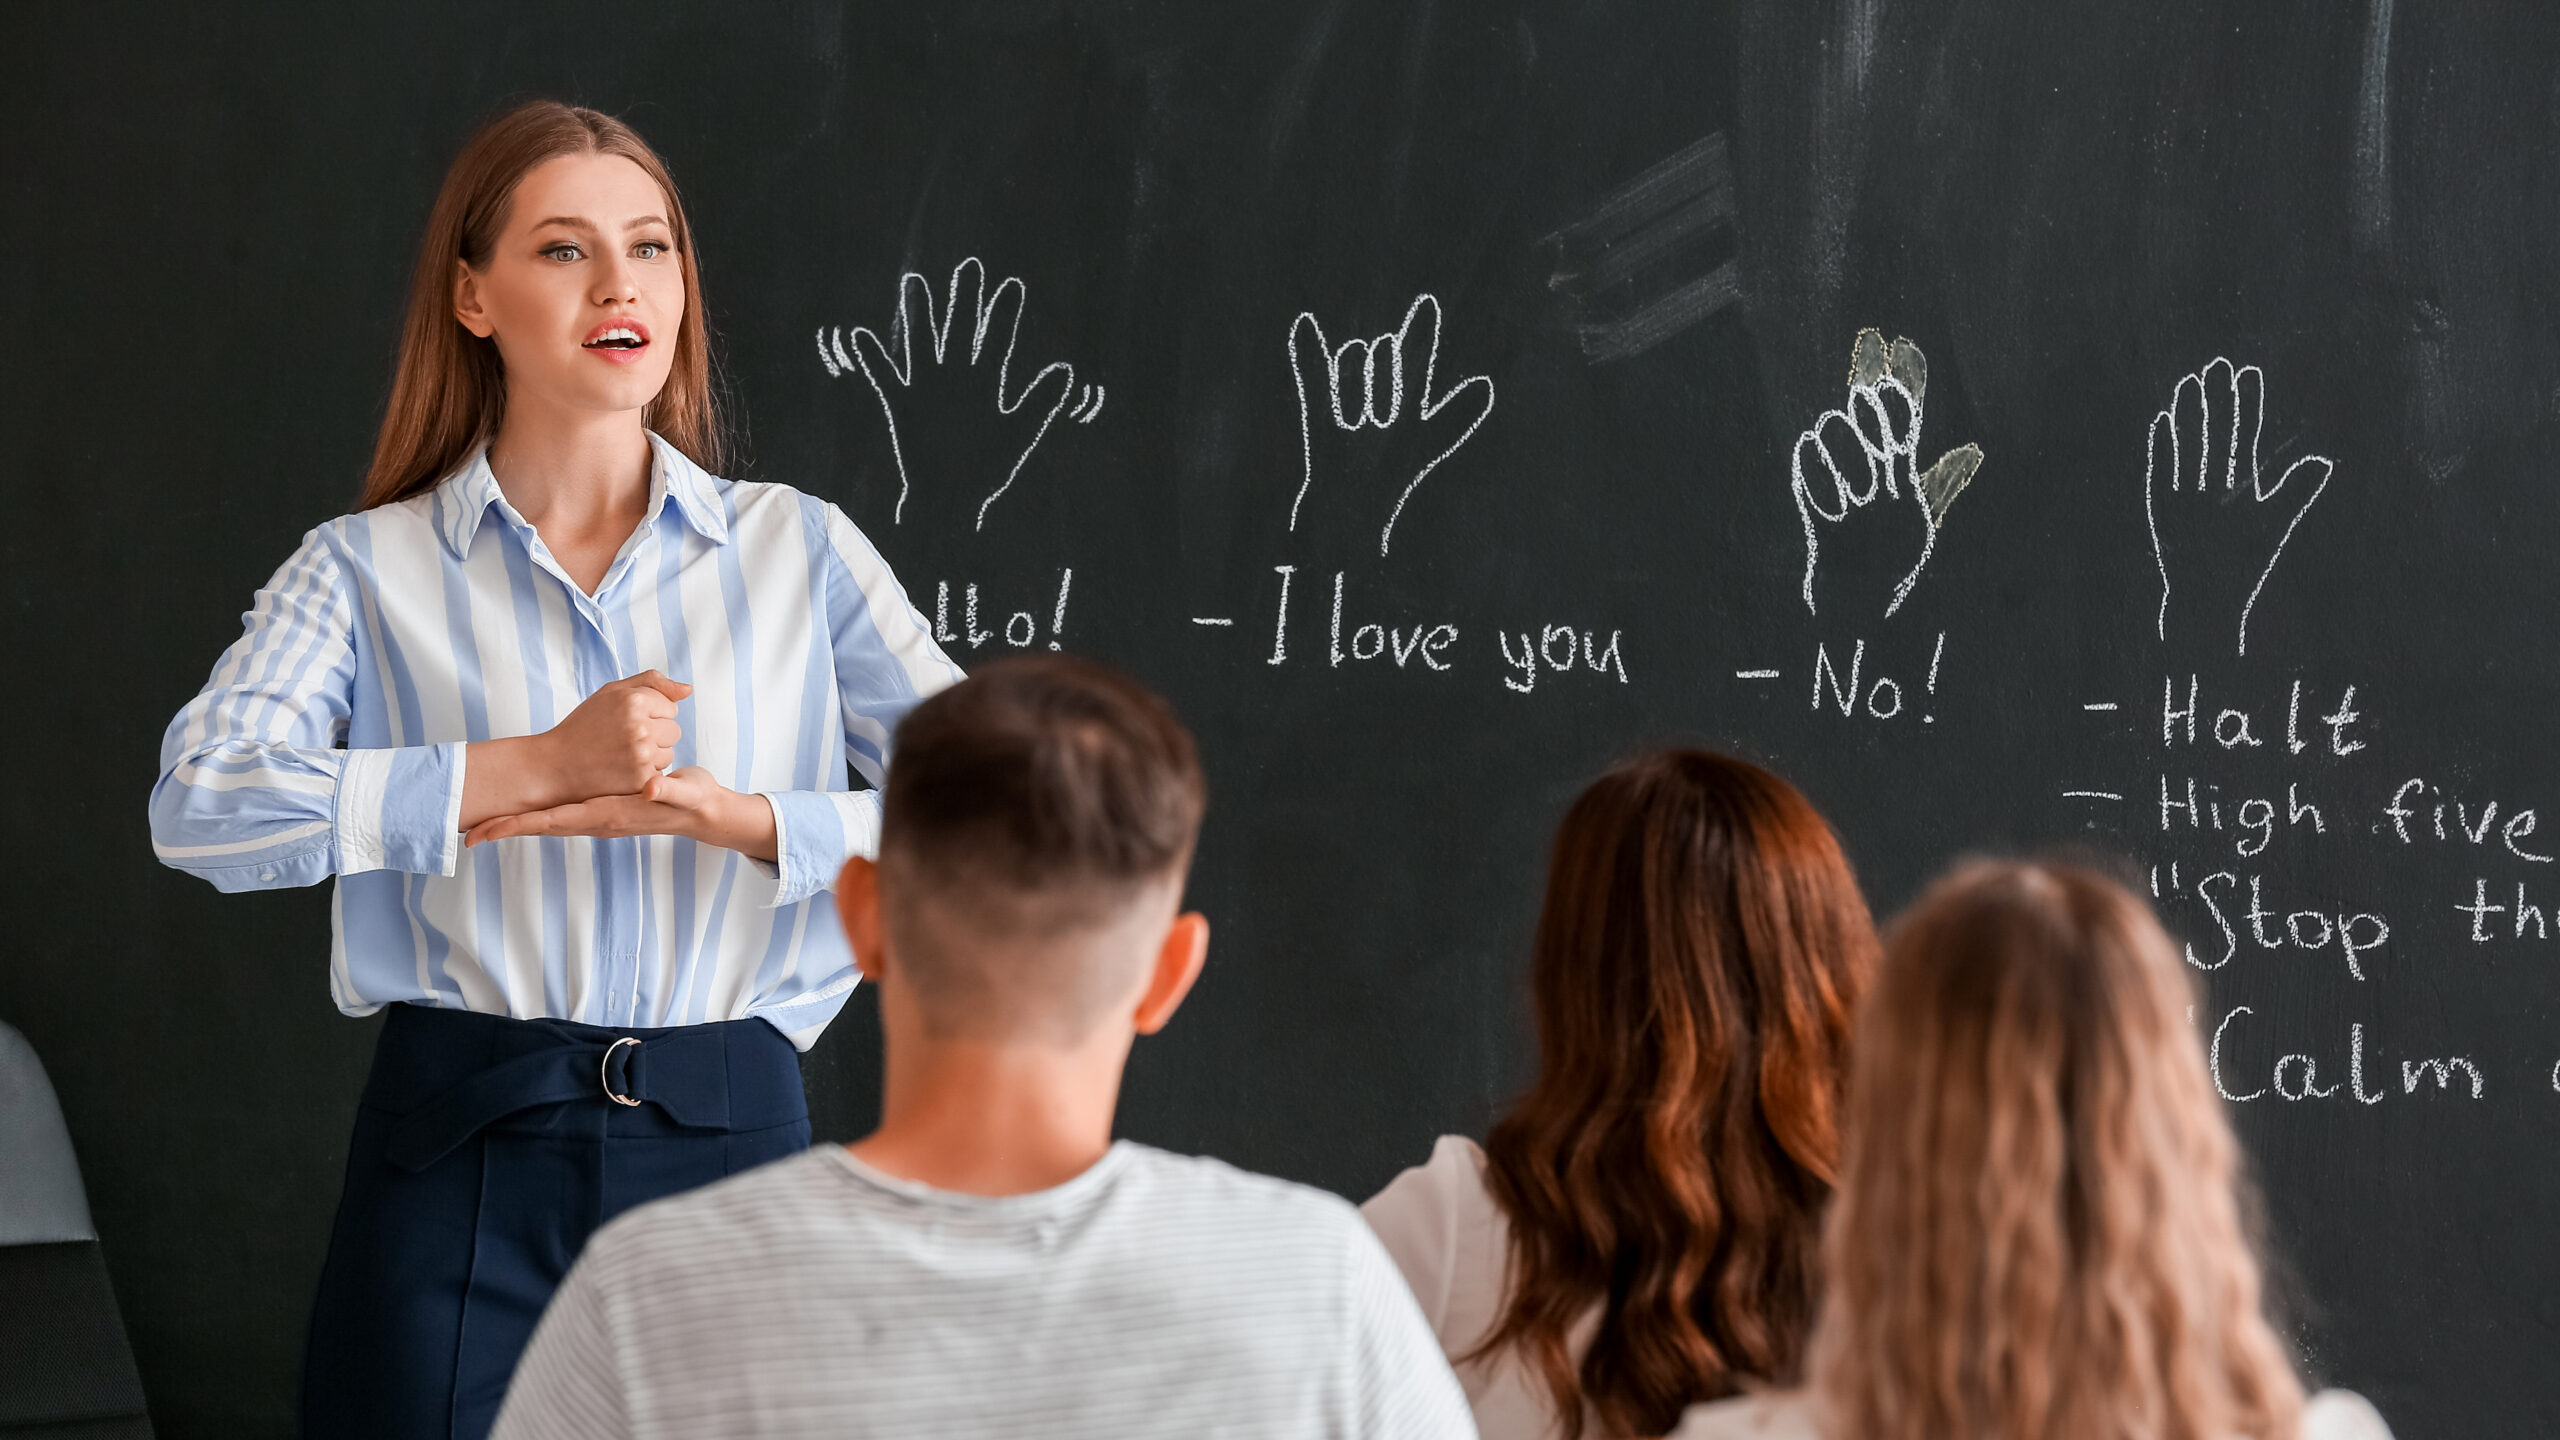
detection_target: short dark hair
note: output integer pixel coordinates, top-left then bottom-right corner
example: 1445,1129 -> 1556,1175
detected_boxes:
884,655 -> 1205,891
876,657 -> 1206,1039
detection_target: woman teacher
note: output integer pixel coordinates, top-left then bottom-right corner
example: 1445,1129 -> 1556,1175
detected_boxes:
148,102 -> 960,1439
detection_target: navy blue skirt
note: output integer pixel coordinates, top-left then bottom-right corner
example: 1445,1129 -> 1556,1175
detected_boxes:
300,1003 -> 811,1440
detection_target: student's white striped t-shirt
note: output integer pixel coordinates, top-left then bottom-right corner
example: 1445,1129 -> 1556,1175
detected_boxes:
492,1143 -> 1478,1440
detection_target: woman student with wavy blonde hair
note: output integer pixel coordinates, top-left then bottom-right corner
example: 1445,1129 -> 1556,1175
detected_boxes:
1676,860 -> 2393,1440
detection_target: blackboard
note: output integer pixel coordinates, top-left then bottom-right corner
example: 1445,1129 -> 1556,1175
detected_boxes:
5,3 -> 2554,1434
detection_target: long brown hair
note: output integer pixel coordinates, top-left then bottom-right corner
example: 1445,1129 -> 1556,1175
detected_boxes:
358,101 -> 724,509
1476,750 -> 1877,1439
1811,861 -> 2307,1440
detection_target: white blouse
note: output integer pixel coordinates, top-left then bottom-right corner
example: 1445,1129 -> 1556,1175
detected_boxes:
1361,1135 -> 1595,1440
150,437 -> 962,1046
1371,1136 -> 2399,1440
1672,1388 -> 2396,1440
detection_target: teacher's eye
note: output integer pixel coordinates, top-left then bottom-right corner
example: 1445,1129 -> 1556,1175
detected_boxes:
633,240 -> 668,260
540,243 -> 584,263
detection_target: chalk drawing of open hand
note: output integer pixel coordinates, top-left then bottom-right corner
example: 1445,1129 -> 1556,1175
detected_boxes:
818,257 -> 1103,533
1287,294 -> 1496,558
1790,329 -> 1983,619
2144,358 -> 2336,657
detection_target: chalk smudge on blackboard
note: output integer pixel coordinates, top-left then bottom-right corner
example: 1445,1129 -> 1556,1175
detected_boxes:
2352,0 -> 2396,255
1809,0 -> 1881,306
816,257 -> 1099,531
1259,0 -> 1345,162
1543,131 -> 1741,363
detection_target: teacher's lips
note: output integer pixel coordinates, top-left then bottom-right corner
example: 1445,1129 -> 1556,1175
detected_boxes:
582,318 -> 652,364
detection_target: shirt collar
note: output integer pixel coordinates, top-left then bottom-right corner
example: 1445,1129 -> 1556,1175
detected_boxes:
432,432 -> 731,559
648,433 -> 733,545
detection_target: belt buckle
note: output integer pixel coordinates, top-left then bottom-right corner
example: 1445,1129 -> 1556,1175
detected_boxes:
600,1036 -> 643,1107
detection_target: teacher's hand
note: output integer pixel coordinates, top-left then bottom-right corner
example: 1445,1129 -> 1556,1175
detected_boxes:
462,767 -> 779,861
460,670 -> 693,829
542,669 -> 692,800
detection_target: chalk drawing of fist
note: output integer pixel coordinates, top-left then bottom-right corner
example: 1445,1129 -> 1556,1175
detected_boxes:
818,257 -> 1103,533
1287,294 -> 1496,558
1790,329 -> 1983,619
2143,358 -> 2336,657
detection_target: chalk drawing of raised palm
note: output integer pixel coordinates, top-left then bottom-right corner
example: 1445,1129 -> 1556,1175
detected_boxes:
2143,359 -> 2336,658
1287,294 -> 1496,558
817,257 -> 1103,533
1791,329 -> 1983,619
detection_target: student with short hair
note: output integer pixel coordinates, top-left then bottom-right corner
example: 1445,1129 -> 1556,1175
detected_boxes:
1362,751 -> 1879,1440
1674,860 -> 2393,1440
492,655 -> 1475,1440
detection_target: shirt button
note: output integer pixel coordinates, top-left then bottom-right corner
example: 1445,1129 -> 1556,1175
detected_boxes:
260,872 -> 277,881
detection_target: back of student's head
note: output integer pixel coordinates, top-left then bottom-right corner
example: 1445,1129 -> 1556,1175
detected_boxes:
1477,750 -> 1878,1440
1812,860 -> 2307,1440
877,655 -> 1205,1044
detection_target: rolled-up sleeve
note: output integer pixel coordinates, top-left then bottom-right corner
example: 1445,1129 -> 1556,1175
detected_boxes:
760,789 -> 882,908
149,527 -> 466,891
754,501 -> 963,907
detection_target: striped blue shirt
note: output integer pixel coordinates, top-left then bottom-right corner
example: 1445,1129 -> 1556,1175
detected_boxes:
149,435 -> 962,1048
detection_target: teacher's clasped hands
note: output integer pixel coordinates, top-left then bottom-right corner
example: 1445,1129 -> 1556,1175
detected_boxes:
459,671 -> 775,857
